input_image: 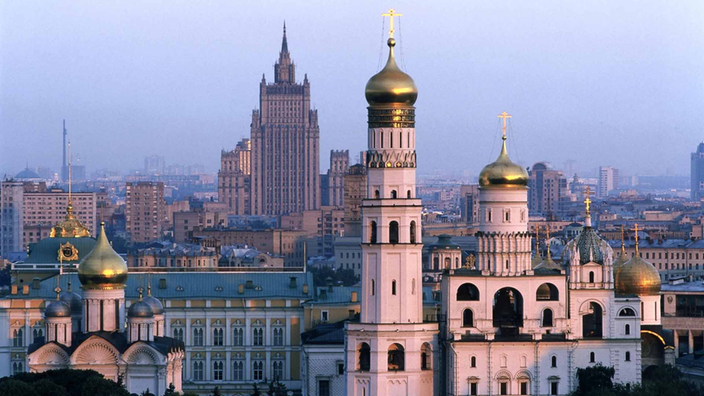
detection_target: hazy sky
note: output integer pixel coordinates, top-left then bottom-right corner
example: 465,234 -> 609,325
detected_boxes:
1,1 -> 703,178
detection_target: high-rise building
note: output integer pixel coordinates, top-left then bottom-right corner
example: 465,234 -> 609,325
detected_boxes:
125,182 -> 166,243
323,150 -> 349,208
218,139 -> 251,215
22,188 -> 96,249
0,181 -> 25,257
691,142 -> 704,201
459,184 -> 480,224
144,155 -> 165,175
345,30 -> 438,395
528,162 -> 569,215
343,164 -> 367,236
250,25 -> 320,215
598,166 -> 619,198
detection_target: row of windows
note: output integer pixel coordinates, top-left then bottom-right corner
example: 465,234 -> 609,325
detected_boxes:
190,360 -> 284,382
173,327 -> 285,346
456,282 -> 559,302
368,220 -> 417,244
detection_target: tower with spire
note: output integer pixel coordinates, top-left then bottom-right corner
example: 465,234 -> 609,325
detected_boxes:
345,10 -> 439,396
249,23 -> 320,215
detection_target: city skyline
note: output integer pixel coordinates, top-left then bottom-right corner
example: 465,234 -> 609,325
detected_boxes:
1,1 -> 702,177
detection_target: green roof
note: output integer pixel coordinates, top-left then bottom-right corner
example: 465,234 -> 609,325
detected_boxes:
25,237 -> 97,264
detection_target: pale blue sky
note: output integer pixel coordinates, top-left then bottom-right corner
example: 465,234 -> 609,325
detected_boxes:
1,1 -> 703,177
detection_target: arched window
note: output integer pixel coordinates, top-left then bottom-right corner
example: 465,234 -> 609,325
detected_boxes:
388,343 -> 405,371
392,280 -> 397,295
374,190 -> 380,199
370,221 -> 377,244
407,190 -> 412,198
433,257 -> 440,270
358,343 -> 370,371
625,351 -> 631,362
551,356 -> 557,367
625,324 -> 630,335
444,257 -> 451,269
618,308 -> 636,316
456,283 -> 480,301
582,302 -> 603,338
589,352 -> 595,363
470,356 -> 477,368
389,221 -> 399,244
421,343 -> 432,370
493,288 -> 524,334
589,271 -> 595,283
391,190 -> 397,199
463,309 -> 474,327
542,308 -> 554,327
410,221 -> 417,243
536,283 -> 559,301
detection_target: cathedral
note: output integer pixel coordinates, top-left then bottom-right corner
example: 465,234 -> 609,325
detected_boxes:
26,222 -> 185,395
342,11 -> 672,396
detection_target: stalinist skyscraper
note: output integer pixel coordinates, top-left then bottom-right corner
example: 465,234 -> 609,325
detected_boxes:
249,24 -> 320,215
345,10 -> 439,396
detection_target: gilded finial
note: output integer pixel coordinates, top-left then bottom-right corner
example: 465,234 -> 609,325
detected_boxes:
545,225 -> 552,261
498,111 -> 512,141
584,186 -> 593,216
382,8 -> 402,38
67,280 -> 72,293
53,286 -> 62,301
620,225 -> 626,255
138,287 -> 144,300
632,223 -> 640,255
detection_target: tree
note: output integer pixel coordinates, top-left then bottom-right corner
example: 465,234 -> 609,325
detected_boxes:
0,263 -> 11,287
33,379 -> 69,396
0,369 -> 130,396
252,383 -> 261,396
0,379 -> 39,396
163,383 -> 178,396
140,389 -> 155,396
212,386 -> 221,396
575,364 -> 615,396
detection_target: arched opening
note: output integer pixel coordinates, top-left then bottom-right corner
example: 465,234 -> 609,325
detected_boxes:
589,271 -> 595,283
625,351 -> 631,361
463,309 -> 474,327
536,283 -> 559,301
410,221 -> 417,244
551,356 -> 557,367
457,283 -> 480,301
433,257 -> 440,270
370,221 -> 377,244
625,324 -> 631,335
388,343 -> 405,371
392,280 -> 397,295
358,343 -> 370,371
619,308 -> 636,316
391,190 -> 397,199
582,302 -> 603,338
493,287 -> 524,335
407,190 -> 412,198
374,190 -> 380,199
421,343 -> 431,370
389,221 -> 399,244
542,308 -> 554,327
444,257 -> 451,269
589,352 -> 596,363
471,356 -> 477,368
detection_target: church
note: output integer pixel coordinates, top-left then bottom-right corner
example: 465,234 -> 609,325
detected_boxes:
340,10 -> 672,396
26,222 -> 185,395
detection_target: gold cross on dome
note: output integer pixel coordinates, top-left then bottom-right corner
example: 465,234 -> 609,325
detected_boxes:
382,8 -> 402,38
497,111 -> 512,140
583,186 -> 593,214
631,223 -> 640,253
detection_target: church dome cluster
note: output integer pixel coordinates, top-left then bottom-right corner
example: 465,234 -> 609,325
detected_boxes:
143,287 -> 165,315
78,223 -> 128,290
365,38 -> 418,107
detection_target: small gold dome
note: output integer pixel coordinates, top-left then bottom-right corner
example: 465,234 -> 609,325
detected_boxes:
365,38 -> 418,107
615,255 -> 661,296
78,222 -> 128,290
50,204 -> 91,238
478,139 -> 528,188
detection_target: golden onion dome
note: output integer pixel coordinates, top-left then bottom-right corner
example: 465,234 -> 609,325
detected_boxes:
365,38 -> 418,107
615,255 -> 661,296
478,137 -> 528,188
78,222 -> 128,290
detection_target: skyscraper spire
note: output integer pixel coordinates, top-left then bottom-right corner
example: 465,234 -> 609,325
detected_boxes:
281,21 -> 288,53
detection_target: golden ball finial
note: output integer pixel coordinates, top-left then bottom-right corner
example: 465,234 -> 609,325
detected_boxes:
364,37 -> 417,107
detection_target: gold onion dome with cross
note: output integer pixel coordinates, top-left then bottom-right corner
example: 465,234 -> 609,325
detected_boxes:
615,224 -> 661,296
78,222 -> 128,290
478,112 -> 529,187
365,9 -> 417,107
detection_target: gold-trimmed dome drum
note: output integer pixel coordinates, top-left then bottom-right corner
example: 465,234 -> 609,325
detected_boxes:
615,255 -> 661,295
78,223 -> 128,290
365,38 -> 418,107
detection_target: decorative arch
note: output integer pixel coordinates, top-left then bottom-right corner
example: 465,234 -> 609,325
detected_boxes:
358,342 -> 370,371
619,307 -> 637,317
388,343 -> 405,371
516,369 -> 532,380
456,283 -> 480,301
536,283 -> 559,301
420,342 -> 432,370
493,287 -> 524,334
30,344 -> 70,366
494,369 -> 512,380
582,301 -> 604,338
462,308 -> 474,327
124,344 -> 163,365
71,338 -> 120,365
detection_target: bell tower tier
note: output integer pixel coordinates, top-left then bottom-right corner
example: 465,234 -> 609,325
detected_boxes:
346,11 -> 439,396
